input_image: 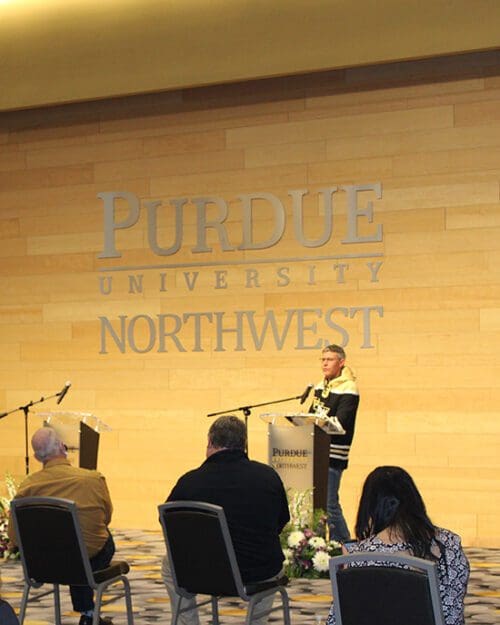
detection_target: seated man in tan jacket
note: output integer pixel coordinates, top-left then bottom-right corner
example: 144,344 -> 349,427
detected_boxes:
9,427 -> 114,625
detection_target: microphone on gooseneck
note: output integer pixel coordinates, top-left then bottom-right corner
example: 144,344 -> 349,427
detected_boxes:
299,383 -> 314,405
56,381 -> 72,405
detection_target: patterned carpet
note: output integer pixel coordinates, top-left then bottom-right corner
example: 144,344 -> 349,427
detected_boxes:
0,528 -> 498,625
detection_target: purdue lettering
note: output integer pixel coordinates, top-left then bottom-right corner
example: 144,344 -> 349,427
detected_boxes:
97,184 -> 383,260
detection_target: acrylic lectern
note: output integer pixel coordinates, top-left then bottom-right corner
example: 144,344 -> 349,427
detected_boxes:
261,412 -> 345,511
36,411 -> 111,470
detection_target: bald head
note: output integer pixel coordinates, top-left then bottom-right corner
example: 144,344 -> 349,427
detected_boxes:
32,427 -> 66,464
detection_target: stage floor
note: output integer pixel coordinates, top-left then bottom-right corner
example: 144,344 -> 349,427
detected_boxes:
1,528 -> 498,624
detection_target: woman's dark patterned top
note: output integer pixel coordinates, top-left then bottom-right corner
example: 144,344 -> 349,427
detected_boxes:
326,527 -> 469,625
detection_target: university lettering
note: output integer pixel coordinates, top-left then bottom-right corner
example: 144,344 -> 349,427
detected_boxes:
99,306 -> 384,354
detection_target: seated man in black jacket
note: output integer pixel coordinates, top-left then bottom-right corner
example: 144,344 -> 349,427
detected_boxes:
162,415 -> 290,625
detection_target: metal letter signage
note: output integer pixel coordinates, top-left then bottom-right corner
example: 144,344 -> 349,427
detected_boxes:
96,183 -> 385,354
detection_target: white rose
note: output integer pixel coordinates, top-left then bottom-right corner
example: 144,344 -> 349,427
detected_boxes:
287,530 -> 305,548
308,536 -> 326,549
312,550 -> 330,572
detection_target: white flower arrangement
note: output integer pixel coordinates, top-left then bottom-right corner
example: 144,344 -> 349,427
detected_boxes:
280,489 -> 341,578
0,473 -> 19,560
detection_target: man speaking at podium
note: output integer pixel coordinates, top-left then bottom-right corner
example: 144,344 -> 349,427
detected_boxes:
311,344 -> 359,543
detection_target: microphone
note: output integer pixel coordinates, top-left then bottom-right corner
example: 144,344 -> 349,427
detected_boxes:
299,383 -> 314,405
56,381 -> 71,405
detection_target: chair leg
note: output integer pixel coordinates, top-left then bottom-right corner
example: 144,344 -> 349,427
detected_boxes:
245,600 -> 254,625
122,576 -> 135,625
172,595 -> 183,625
93,579 -> 134,625
18,584 -> 30,625
246,594 -> 265,625
279,588 -> 291,625
211,596 -> 220,625
247,589 -> 290,625
94,584 -> 105,625
53,584 -> 62,625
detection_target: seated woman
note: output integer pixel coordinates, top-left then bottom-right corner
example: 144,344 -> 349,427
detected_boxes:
326,466 -> 469,625
0,599 -> 20,625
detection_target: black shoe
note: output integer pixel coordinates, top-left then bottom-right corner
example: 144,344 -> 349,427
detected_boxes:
79,616 -> 113,625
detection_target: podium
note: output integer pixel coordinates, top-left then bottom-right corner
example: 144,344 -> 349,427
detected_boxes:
261,412 -> 345,511
36,411 -> 111,470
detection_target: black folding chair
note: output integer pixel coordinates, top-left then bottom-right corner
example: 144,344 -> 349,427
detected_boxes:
158,501 -> 291,625
329,551 -> 445,625
10,496 -> 134,625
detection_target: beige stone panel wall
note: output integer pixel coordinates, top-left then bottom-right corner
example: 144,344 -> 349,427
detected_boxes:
25,139 -> 145,169
378,182 -> 499,210
447,203 -> 500,229
307,78 -> 487,110
481,308 -> 500,331
0,51 -> 499,546
326,124 -> 500,161
478,515 -> 500,544
151,164 -> 309,196
228,106 -> 455,148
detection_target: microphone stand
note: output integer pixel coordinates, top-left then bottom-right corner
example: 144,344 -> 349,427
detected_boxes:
207,392 -> 305,454
0,389 -> 63,475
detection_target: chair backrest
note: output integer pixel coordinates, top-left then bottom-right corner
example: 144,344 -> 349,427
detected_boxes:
158,501 -> 246,598
10,496 -> 95,587
329,551 -> 445,625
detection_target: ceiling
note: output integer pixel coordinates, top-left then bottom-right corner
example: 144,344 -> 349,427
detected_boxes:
1,0 -> 499,111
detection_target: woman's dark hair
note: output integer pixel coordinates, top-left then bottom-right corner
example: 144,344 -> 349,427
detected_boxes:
355,466 -> 438,559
